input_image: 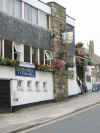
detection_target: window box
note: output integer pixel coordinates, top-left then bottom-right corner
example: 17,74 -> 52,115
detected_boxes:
35,64 -> 54,72
0,57 -> 19,67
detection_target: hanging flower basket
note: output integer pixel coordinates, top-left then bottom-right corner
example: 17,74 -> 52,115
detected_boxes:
76,42 -> 84,48
54,59 -> 64,69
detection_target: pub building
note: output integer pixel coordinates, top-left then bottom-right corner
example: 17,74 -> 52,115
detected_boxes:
0,0 -> 54,111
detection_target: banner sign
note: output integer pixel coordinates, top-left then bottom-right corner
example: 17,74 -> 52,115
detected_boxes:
15,67 -> 36,77
62,31 -> 73,44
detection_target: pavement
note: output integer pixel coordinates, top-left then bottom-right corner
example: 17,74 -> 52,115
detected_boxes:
0,92 -> 100,133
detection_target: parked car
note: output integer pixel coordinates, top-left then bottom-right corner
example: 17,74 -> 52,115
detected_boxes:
92,82 -> 100,92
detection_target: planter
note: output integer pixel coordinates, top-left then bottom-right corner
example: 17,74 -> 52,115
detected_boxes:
0,57 -> 19,67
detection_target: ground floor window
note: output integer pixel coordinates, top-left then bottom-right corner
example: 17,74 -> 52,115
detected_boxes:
4,40 -> 12,59
32,48 -> 38,64
40,49 -> 44,65
0,40 -> 2,57
24,45 -> 30,62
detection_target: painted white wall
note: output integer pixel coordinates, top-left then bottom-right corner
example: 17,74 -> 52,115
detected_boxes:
68,67 -> 81,96
22,0 -> 51,14
85,66 -> 96,91
0,66 -> 14,79
0,65 -> 54,106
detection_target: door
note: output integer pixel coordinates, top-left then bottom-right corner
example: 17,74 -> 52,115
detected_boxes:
0,80 -> 10,111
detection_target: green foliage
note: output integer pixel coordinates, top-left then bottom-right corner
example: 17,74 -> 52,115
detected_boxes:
0,57 -> 19,67
36,64 -> 54,72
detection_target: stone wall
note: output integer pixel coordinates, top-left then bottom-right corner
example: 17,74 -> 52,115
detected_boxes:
48,2 -> 68,100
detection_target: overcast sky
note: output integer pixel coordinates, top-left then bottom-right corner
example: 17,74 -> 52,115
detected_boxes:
42,0 -> 100,56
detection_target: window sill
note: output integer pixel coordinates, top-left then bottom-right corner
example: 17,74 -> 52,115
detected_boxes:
19,62 -> 35,68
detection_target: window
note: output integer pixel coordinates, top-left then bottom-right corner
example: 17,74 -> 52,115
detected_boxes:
32,48 -> 38,64
4,40 -> 12,59
32,7 -> 38,25
24,45 -> 30,62
38,10 -> 47,29
0,0 -> 3,12
0,40 -> 2,57
5,0 -> 15,16
40,49 -> 44,64
24,3 -> 38,25
24,3 -> 32,24
14,0 -> 22,18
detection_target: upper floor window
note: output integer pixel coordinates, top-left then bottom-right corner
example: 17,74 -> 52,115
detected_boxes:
0,1 -> 50,30
38,10 -> 47,29
0,0 -> 3,12
14,0 -> 22,18
24,3 -> 38,25
0,0 -> 22,18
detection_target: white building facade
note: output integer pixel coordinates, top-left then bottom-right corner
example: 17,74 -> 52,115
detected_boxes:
0,0 -> 54,110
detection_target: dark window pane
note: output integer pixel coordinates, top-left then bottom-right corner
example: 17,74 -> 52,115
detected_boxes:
4,40 -> 12,59
32,48 -> 38,64
24,45 -> 30,62
40,49 -> 44,64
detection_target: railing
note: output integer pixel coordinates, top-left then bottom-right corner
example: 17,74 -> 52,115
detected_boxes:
66,15 -> 75,26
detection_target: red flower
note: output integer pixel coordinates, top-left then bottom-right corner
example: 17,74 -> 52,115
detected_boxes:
55,59 -> 64,68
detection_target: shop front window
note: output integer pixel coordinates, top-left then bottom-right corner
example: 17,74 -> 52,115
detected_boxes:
24,45 -> 30,62
4,40 -> 12,59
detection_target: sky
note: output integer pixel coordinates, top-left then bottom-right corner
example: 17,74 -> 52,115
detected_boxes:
42,0 -> 100,56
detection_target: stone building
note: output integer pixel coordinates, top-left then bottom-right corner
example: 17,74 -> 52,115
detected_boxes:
48,2 -> 76,99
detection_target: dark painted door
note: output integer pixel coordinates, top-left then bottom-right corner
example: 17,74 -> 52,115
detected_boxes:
0,80 -> 10,110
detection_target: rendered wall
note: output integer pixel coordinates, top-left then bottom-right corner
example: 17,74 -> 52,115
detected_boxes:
0,66 -> 54,106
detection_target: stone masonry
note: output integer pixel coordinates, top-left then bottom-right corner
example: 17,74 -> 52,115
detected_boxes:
48,2 -> 68,100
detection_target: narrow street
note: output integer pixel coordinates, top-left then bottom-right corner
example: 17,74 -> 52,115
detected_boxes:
20,105 -> 100,133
